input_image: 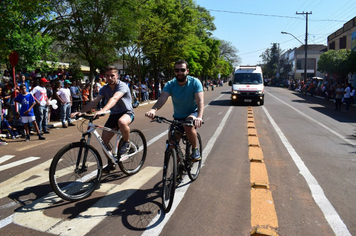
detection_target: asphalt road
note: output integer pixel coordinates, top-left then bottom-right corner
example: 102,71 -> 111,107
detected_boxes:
0,84 -> 355,236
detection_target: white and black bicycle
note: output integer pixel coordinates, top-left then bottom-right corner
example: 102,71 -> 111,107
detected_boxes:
49,113 -> 147,201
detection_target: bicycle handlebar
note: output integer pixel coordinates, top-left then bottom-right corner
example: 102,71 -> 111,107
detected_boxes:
75,113 -> 106,121
151,116 -> 197,127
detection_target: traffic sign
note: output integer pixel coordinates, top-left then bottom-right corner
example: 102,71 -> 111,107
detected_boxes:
9,51 -> 19,67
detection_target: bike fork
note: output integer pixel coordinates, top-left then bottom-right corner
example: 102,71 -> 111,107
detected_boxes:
76,139 -> 89,173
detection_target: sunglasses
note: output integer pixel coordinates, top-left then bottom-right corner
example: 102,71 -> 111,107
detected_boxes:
174,68 -> 187,73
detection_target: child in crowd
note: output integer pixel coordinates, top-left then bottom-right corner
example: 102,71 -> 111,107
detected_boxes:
14,84 -> 46,141
12,112 -> 25,137
1,114 -> 16,139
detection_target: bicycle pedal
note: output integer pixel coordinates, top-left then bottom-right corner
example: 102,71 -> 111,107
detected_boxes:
118,154 -> 129,162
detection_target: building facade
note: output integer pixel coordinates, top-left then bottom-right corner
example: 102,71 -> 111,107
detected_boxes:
327,16 -> 356,51
279,44 -> 326,81
327,16 -> 356,85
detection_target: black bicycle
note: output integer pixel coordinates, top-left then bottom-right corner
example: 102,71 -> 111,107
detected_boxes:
151,116 -> 203,213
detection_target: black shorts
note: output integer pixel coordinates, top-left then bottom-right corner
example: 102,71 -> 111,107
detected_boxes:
104,112 -> 134,129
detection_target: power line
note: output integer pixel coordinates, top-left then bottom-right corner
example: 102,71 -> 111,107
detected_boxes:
208,9 -> 347,22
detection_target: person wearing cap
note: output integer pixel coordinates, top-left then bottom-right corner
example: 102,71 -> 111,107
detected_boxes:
31,78 -> 50,134
56,80 -> 75,128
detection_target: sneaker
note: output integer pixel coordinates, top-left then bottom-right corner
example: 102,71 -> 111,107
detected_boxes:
103,164 -> 116,173
62,124 -> 68,128
191,148 -> 201,162
0,139 -> 8,146
68,123 -> 75,126
25,137 -> 30,142
119,141 -> 131,155
43,130 -> 50,134
38,136 -> 46,140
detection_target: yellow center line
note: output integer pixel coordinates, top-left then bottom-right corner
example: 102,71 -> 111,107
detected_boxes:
247,107 -> 279,236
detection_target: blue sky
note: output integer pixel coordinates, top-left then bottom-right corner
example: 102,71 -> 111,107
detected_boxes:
194,0 -> 356,65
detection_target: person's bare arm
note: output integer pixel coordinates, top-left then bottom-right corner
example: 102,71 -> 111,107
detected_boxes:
194,91 -> 204,128
145,91 -> 170,119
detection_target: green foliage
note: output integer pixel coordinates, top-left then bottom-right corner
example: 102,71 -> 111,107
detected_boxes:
136,0 -> 229,81
348,50 -> 356,74
219,40 -> 240,68
68,60 -> 84,80
1,0 -> 238,85
317,49 -> 351,82
0,0 -> 55,69
260,43 -> 280,78
48,0 -> 139,79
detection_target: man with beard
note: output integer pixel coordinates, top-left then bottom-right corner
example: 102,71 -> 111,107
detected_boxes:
145,59 -> 204,161
71,66 -> 134,173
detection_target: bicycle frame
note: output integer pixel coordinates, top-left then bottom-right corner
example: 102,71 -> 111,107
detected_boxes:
166,123 -> 187,162
153,116 -> 193,164
81,120 -> 122,163
81,119 -> 140,163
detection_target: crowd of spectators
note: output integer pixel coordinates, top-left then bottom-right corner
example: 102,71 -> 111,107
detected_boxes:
0,68 -> 170,145
276,77 -> 356,112
0,68 -> 89,145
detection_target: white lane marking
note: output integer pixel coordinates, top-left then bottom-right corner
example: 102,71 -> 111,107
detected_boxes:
0,155 -> 15,164
262,106 -> 352,236
0,214 -> 13,229
12,167 -> 161,235
267,91 -> 356,146
147,131 -> 167,147
0,127 -> 165,200
142,106 -> 233,236
205,94 -> 225,109
0,201 -> 18,209
0,159 -> 52,199
0,156 -> 40,172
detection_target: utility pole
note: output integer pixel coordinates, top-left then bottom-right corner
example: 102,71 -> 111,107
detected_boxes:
296,11 -> 312,84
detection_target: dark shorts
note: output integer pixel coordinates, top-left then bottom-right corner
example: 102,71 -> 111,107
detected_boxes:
173,111 -> 198,121
104,112 -> 134,129
173,111 -> 198,133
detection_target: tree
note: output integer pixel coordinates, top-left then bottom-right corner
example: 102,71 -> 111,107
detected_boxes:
0,0 -> 55,70
218,40 -> 240,68
260,43 -> 280,78
347,50 -> 356,74
47,0 -> 139,98
139,0 -> 198,76
318,49 -> 351,83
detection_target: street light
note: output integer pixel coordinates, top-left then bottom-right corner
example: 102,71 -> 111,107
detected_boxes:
281,31 -> 303,45
281,31 -> 307,84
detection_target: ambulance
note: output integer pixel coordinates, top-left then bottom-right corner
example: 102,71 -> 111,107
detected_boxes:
228,65 -> 265,105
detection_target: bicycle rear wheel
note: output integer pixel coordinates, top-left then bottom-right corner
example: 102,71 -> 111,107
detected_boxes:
187,132 -> 203,181
118,129 -> 147,175
162,148 -> 177,213
49,142 -> 102,201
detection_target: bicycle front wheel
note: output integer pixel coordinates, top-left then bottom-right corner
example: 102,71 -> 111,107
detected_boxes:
49,142 -> 102,201
187,132 -> 203,181
118,129 -> 147,176
162,148 -> 177,213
